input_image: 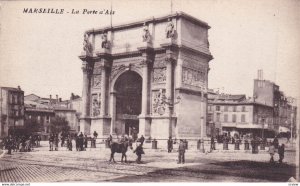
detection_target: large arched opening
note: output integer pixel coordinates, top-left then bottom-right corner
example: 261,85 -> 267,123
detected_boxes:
114,70 -> 142,136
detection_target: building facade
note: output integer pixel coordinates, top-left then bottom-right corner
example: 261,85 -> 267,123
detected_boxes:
79,12 -> 213,139
253,79 -> 297,135
208,91 -> 275,138
24,94 -> 79,137
0,86 -> 24,138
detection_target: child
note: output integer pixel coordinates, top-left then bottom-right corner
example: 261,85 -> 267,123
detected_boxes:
133,142 -> 145,164
268,142 -> 275,163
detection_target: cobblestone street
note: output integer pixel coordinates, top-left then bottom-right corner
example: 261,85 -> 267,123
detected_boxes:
0,141 -> 297,182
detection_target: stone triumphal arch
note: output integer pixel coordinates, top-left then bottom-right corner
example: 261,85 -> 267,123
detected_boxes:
79,12 -> 213,139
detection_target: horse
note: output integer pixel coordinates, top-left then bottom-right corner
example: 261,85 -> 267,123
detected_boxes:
109,138 -> 133,163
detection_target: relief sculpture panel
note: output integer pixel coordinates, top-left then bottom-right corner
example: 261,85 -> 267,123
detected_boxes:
92,94 -> 101,117
152,89 -> 166,115
152,68 -> 166,83
182,67 -> 206,87
93,75 -> 101,88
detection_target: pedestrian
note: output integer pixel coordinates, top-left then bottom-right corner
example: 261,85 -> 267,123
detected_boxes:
79,132 -> 84,151
210,136 -> 215,151
61,135 -> 65,147
178,139 -> 185,164
93,131 -> 98,139
167,136 -> 173,153
133,142 -> 144,164
54,134 -> 59,151
268,142 -> 275,163
278,144 -> 285,163
84,135 -> 88,149
67,135 -> 72,151
49,134 -> 54,151
273,136 -> 279,149
6,135 -> 13,155
75,134 -> 80,151
139,135 -> 145,146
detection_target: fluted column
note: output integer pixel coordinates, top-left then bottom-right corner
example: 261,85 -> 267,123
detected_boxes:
141,60 -> 148,116
100,66 -> 106,116
110,92 -> 116,135
81,61 -> 92,117
165,57 -> 174,114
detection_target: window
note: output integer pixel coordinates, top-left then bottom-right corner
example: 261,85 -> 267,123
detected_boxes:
241,114 -> 246,122
216,113 -> 220,122
208,113 -> 213,122
46,116 -> 50,123
224,114 -> 228,122
233,106 -> 237,112
224,106 -> 228,112
216,106 -> 220,111
232,114 -> 236,122
242,106 -> 246,112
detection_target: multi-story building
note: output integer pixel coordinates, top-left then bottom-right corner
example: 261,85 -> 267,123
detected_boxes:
24,100 -> 55,139
24,94 -> 79,137
208,90 -> 275,138
253,78 -> 297,135
0,86 -> 25,137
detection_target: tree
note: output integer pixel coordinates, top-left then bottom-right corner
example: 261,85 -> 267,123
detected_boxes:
24,117 -> 41,136
49,116 -> 70,135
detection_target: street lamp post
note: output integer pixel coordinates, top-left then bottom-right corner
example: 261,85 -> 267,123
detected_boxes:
162,95 -> 181,138
262,117 -> 265,140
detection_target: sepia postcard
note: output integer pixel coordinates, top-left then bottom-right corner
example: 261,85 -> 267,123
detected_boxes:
0,0 -> 299,184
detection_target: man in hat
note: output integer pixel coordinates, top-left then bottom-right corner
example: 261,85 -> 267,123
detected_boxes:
167,136 -> 173,153
178,139 -> 185,164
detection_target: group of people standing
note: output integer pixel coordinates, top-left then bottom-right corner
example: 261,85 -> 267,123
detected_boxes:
167,137 -> 187,164
268,137 -> 285,164
49,132 -> 92,152
3,134 -> 41,154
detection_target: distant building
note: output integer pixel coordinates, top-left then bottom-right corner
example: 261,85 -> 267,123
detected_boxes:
208,90 -> 275,138
0,86 -> 24,138
24,100 -> 55,140
253,78 -> 297,135
24,94 -> 80,137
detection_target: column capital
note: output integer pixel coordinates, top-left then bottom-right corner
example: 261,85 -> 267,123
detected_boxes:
99,58 -> 112,69
140,58 -> 153,66
165,55 -> 177,64
81,61 -> 93,74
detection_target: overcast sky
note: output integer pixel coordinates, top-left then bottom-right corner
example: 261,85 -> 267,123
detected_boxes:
0,0 -> 299,100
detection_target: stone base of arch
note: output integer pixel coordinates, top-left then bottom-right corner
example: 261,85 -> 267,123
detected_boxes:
90,117 -> 111,138
138,115 -> 151,138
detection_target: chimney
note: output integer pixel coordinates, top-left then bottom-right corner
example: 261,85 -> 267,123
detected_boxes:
71,93 -> 74,100
49,95 -> 52,105
17,86 -> 21,90
56,94 -> 58,102
59,98 -> 62,102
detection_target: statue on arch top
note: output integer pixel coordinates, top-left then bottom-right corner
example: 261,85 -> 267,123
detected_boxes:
83,33 -> 93,56
165,19 -> 175,39
101,32 -> 110,49
142,23 -> 151,42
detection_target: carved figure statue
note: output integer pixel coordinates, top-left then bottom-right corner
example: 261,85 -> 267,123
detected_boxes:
101,32 -> 110,49
153,89 -> 166,115
142,23 -> 151,42
83,33 -> 93,56
165,20 -> 175,39
92,96 -> 101,116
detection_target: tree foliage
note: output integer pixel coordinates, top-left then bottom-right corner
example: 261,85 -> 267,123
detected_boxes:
49,115 -> 70,135
24,117 -> 41,135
